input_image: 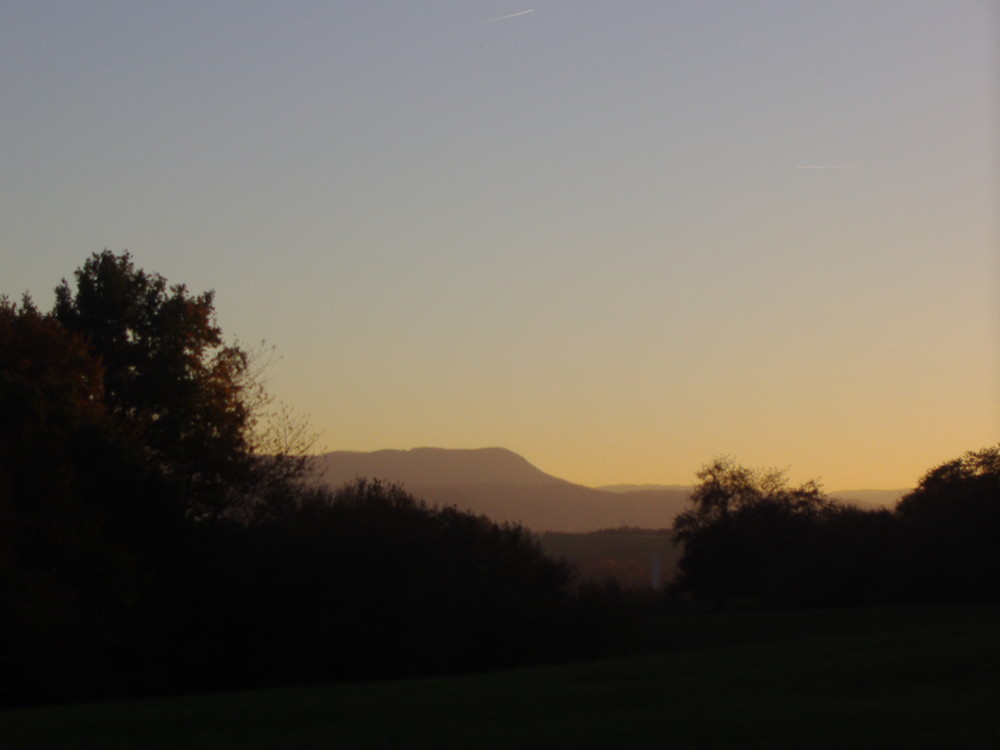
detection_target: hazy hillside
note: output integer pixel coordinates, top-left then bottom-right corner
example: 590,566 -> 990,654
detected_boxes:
310,448 -> 910,531
310,448 -> 689,532
829,489 -> 909,507
311,447 -> 568,489
604,485 -> 909,506
539,530 -> 681,589
597,484 -> 692,494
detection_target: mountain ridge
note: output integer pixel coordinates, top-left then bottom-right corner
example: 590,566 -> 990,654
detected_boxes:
309,448 -> 909,532
311,447 -> 571,489
310,448 -> 687,531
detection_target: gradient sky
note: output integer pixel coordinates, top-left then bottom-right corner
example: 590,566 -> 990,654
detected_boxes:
2,1 -> 997,490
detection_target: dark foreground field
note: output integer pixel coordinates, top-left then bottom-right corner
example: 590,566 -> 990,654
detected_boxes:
3,604 -> 999,749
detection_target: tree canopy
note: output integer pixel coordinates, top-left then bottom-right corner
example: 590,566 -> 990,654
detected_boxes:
53,251 -> 259,518
0,252 -> 582,704
673,456 -> 829,546
672,448 -> 1000,607
673,457 -> 853,605
6,250 -> 999,705
893,445 -> 1000,600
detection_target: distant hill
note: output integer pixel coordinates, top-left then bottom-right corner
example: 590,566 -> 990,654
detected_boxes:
829,489 -> 909,507
309,448 -> 910,531
539,530 -> 681,590
602,485 -> 908,505
310,448 -> 689,532
598,484 -> 692,494
311,447 -> 568,489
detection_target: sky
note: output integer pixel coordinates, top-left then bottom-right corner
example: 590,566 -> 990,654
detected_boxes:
2,1 -> 997,490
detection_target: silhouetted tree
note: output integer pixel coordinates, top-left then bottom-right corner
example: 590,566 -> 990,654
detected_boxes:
53,251 -> 306,521
673,457 -> 830,604
0,296 -> 167,702
0,254 -> 615,703
893,445 -> 1000,601
165,479 -> 574,689
1,254 -> 313,702
769,504 -> 897,606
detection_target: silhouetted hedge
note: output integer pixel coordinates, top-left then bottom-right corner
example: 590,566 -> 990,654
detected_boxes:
671,449 -> 1000,609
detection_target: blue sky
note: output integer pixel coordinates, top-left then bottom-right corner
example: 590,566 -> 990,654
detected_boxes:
2,1 -> 997,488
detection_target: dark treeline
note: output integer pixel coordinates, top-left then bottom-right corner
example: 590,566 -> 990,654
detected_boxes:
3,252 -> 998,708
0,253 -> 606,707
670,451 -> 1000,608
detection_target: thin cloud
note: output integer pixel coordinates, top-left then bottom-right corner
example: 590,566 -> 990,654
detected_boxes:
486,9 -> 535,23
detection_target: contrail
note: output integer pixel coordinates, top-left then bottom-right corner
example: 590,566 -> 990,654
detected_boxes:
486,9 -> 535,22
794,165 -> 860,169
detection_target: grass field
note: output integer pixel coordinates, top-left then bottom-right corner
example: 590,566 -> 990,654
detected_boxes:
3,603 -> 999,749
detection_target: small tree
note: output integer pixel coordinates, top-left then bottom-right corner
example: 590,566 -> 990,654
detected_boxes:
673,457 -> 828,544
672,457 -> 830,604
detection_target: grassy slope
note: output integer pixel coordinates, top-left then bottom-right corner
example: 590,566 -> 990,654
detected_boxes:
3,604 -> 999,749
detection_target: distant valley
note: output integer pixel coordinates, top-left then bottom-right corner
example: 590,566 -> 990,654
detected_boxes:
309,448 -> 909,533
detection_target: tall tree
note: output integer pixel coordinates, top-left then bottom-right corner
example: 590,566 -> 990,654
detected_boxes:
1,253 -> 314,702
0,296 -> 153,702
53,251 -> 289,519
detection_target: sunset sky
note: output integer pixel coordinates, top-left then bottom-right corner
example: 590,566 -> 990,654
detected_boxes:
2,1 -> 997,490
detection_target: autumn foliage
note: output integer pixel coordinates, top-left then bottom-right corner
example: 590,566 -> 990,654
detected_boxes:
0,253 -> 574,705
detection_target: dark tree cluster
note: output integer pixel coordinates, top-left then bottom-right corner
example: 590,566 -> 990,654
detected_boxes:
893,446 -> 1000,601
0,252 -> 577,706
8,251 -> 995,707
165,479 -> 575,692
671,449 -> 1000,608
